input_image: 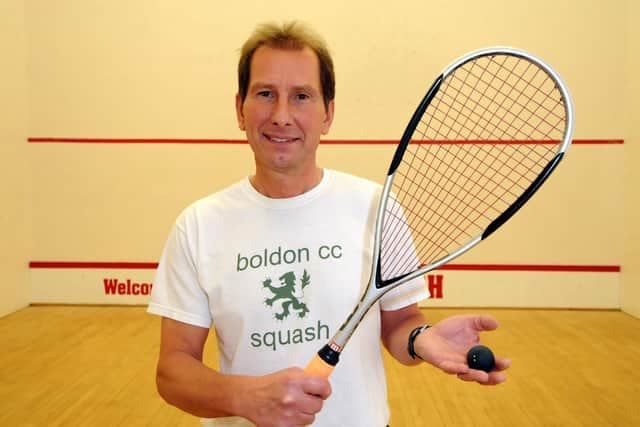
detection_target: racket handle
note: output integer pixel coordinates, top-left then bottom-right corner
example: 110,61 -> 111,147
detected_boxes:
304,344 -> 341,378
304,354 -> 335,378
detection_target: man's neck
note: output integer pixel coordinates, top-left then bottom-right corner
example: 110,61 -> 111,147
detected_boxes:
250,167 -> 324,198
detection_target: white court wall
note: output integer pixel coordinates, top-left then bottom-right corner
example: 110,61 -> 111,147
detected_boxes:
0,1 -> 30,318
13,0 -> 636,310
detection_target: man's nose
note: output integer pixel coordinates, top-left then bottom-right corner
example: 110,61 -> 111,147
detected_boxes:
271,98 -> 293,126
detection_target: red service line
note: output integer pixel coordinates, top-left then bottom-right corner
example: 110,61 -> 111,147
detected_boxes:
28,261 -> 620,273
27,138 -> 624,145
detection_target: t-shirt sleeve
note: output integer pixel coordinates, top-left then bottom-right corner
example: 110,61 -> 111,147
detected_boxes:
379,275 -> 430,311
147,212 -> 212,328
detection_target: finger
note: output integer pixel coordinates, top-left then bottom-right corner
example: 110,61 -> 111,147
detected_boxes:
457,364 -> 509,385
485,370 -> 507,385
472,315 -> 499,332
457,369 -> 489,383
438,360 -> 470,375
283,388 -> 325,417
458,370 -> 507,385
447,360 -> 507,385
302,376 -> 332,400
493,356 -> 512,371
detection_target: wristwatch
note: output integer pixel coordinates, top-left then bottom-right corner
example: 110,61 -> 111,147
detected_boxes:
407,324 -> 430,360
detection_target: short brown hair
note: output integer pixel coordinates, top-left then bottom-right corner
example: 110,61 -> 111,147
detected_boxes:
237,21 -> 335,110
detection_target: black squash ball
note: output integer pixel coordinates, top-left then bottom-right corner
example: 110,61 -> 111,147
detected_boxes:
467,345 -> 495,373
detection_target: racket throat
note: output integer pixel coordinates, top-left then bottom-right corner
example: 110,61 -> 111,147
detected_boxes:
330,287 -> 382,348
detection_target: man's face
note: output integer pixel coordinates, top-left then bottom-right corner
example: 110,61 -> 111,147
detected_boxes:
236,45 -> 334,176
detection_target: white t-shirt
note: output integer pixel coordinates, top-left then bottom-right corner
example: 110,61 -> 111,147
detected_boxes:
148,169 -> 429,427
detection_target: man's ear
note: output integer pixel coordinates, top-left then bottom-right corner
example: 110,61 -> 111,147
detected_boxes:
235,94 -> 245,131
321,99 -> 335,135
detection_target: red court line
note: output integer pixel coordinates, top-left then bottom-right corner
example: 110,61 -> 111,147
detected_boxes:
27,138 -> 248,144
437,264 -> 621,273
29,261 -> 158,269
28,261 -> 620,272
27,138 -> 624,145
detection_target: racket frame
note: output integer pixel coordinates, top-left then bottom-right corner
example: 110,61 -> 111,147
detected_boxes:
308,46 -> 575,373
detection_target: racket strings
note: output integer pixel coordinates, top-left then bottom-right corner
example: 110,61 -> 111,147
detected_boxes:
452,56 -> 561,142
380,53 -> 567,281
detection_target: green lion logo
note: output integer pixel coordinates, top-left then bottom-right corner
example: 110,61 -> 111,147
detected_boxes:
262,270 -> 310,320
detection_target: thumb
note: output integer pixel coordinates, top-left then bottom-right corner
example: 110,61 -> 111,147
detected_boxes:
472,315 -> 499,332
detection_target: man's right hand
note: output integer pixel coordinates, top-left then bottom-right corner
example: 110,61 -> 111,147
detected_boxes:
156,318 -> 330,425
239,367 -> 332,427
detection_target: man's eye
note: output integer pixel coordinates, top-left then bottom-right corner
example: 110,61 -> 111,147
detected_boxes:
255,90 -> 277,100
296,93 -> 310,101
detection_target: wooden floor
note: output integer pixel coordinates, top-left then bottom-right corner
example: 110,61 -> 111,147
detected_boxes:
1,306 -> 639,427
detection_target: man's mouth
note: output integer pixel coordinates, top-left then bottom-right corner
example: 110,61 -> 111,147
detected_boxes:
265,134 -> 300,143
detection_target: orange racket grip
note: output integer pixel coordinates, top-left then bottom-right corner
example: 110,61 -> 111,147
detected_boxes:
304,354 -> 335,378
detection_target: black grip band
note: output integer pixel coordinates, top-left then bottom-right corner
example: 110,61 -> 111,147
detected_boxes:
317,344 -> 340,366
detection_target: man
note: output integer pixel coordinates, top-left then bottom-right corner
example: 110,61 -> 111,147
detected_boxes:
148,21 -> 510,427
